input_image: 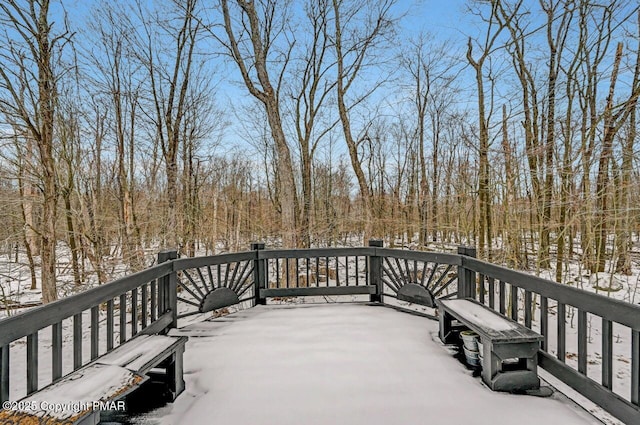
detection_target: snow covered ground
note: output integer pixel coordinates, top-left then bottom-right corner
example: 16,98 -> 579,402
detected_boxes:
125,303 -> 602,425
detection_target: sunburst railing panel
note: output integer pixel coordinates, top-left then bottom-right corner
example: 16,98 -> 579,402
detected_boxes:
375,249 -> 461,309
173,252 -> 256,318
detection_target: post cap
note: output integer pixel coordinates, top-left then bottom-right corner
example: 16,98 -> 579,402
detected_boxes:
368,239 -> 384,247
158,249 -> 178,262
457,246 -> 477,257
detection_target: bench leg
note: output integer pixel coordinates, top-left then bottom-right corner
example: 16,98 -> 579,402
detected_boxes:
439,311 -> 458,344
482,342 -> 540,392
165,345 -> 186,401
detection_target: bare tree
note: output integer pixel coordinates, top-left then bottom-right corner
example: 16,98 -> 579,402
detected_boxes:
615,13 -> 640,273
86,3 -> 145,269
76,98 -> 108,283
594,40 -> 640,272
500,104 -> 524,267
133,0 -> 205,250
499,0 -> 544,268
289,0 -> 337,247
12,134 -> 38,289
331,0 -> 396,243
575,1 -> 619,272
538,0 -> 574,268
57,96 -> 82,285
218,0 -> 299,248
0,0 -> 70,302
402,35 -> 459,245
466,0 -> 511,260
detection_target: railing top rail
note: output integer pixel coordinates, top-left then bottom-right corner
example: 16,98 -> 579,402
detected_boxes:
375,248 -> 462,265
5,243 -> 639,344
173,251 -> 256,271
463,256 -> 640,329
257,247 -> 376,259
0,262 -> 173,347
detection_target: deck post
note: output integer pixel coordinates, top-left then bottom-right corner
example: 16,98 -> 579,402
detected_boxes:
457,246 -> 477,299
368,239 -> 384,303
158,249 -> 178,331
1,345 -> 8,403
252,243 -> 266,305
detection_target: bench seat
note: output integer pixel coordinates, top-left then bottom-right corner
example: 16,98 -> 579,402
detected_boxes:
0,334 -> 186,425
437,298 -> 543,392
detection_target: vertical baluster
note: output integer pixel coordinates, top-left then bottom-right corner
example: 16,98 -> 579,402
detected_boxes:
107,299 -> 114,351
488,277 -> 495,309
52,322 -> 62,381
478,273 -> 485,304
295,258 -> 300,287
315,257 -> 320,286
1,345 -> 8,403
524,290 -> 532,328
285,258 -> 290,288
120,293 -> 127,344
276,259 -> 280,288
131,288 -> 138,336
264,258 -> 270,290
325,257 -> 329,286
142,283 -> 149,329
207,266 -> 215,291
632,329 -> 639,405
151,280 -> 157,322
346,256 -> 350,286
91,306 -> 99,360
27,333 -> 38,394
73,313 -> 82,370
224,262 -> 231,288
412,260 -> 417,284
355,256 -> 359,286
499,280 -> 506,315
335,257 -> 340,286
157,277 -> 165,315
510,285 -> 518,322
364,256 -> 368,288
557,302 -> 566,362
577,309 -> 587,374
540,297 -> 548,351
306,257 -> 311,287
602,319 -> 613,390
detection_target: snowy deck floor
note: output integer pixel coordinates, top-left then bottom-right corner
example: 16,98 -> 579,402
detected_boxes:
135,304 -> 600,424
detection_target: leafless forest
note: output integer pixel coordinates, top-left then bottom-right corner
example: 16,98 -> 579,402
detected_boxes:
1,0 -> 639,303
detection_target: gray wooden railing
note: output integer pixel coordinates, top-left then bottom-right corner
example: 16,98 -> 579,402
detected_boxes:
0,251 -> 179,404
460,251 -> 640,425
1,241 -> 639,424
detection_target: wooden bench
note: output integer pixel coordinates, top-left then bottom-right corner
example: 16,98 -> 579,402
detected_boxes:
437,298 -> 543,392
0,334 -> 187,424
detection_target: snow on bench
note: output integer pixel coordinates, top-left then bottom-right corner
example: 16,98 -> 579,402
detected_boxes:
0,334 -> 186,425
437,298 -> 543,392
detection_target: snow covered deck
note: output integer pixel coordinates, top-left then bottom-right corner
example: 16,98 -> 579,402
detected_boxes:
132,303 -> 600,424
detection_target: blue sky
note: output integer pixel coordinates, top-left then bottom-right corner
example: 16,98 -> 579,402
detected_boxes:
30,0 -> 640,161
399,0 -> 471,42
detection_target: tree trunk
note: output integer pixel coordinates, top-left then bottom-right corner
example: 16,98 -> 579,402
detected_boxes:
220,0 -> 299,248
16,141 -> 38,290
37,1 -> 59,304
63,189 -> 81,286
594,43 -> 624,272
